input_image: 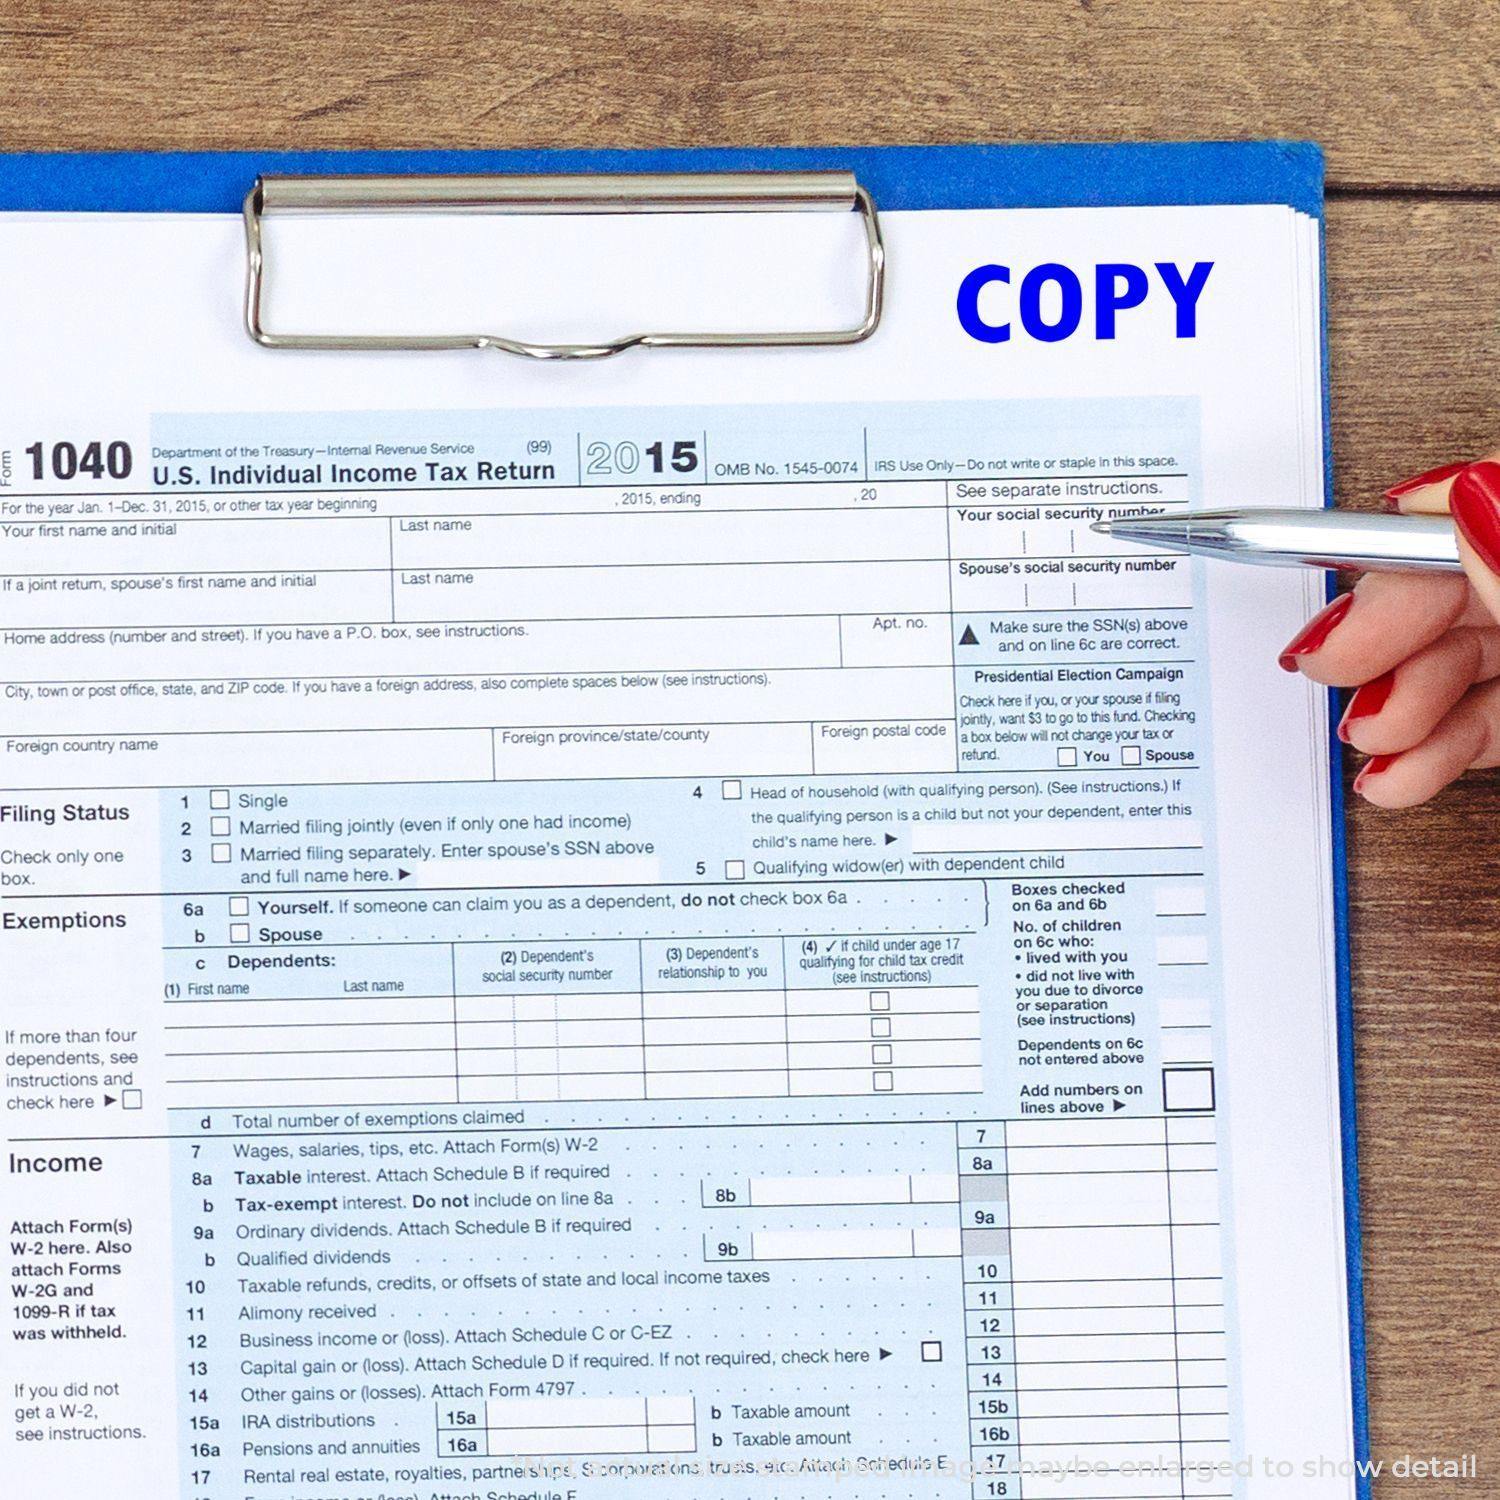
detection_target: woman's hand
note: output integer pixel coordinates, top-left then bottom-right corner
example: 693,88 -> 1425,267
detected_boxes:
1278,458 -> 1500,808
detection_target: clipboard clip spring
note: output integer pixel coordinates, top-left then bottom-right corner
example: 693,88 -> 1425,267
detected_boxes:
243,171 -> 885,361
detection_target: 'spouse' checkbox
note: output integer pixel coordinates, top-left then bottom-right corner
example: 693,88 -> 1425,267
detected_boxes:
1122,744 -> 1142,766
230,923 -> 250,943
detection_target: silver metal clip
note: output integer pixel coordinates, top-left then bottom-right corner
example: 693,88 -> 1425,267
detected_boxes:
243,170 -> 885,361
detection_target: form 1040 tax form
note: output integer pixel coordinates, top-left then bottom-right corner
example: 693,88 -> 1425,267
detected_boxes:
0,156 -> 1362,1499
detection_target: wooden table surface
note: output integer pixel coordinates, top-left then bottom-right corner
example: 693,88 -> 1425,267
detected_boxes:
6,1 -> 1498,1485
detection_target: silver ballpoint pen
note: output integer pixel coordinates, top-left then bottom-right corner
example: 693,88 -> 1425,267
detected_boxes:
1089,508 -> 1463,573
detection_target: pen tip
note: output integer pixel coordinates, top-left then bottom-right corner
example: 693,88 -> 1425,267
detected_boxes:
1088,518 -> 1112,535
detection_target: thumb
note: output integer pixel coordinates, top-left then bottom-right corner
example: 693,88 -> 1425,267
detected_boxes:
1449,462 -> 1500,629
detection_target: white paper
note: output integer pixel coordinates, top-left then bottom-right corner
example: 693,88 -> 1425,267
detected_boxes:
0,199 -> 1358,1497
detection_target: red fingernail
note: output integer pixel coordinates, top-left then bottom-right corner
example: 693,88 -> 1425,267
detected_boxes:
1382,461 -> 1466,509
1278,592 -> 1354,671
1337,670 -> 1395,743
1352,753 -> 1397,794
1449,461 -> 1500,575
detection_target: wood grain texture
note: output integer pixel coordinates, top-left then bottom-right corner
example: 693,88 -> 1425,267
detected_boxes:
3,0 -> 1498,1480
1326,197 -> 1500,1483
3,1 -> 1500,189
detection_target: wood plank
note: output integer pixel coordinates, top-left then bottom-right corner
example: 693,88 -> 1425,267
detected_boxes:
2,1 -> 1499,190
1326,196 -> 1500,1477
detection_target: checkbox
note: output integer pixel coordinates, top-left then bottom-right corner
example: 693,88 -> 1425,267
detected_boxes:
871,1043 -> 892,1064
724,859 -> 745,880
211,843 -> 231,864
869,992 -> 890,1012
211,816 -> 230,835
121,1088 -> 142,1110
872,1071 -> 893,1092
1163,1065 -> 1216,1113
870,1017 -> 891,1038
1056,746 -> 1078,768
210,789 -> 230,810
229,896 -> 249,916
921,1340 -> 942,1363
721,779 -> 742,800
1121,744 -> 1142,766
230,922 -> 250,943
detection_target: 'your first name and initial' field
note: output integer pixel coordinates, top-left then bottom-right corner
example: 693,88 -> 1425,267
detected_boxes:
0,478 -> 1195,777
0,476 -> 1192,632
2,476 -> 1200,789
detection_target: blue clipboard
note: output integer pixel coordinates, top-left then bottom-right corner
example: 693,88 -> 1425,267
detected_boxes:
0,138 -> 1365,1490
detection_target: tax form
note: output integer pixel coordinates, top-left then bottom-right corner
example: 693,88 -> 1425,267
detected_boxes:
1,159 -> 1363,1498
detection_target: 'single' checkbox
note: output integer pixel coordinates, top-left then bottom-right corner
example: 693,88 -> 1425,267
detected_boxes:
210,789 -> 230,810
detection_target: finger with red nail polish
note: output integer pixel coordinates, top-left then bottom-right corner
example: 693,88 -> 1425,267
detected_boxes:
1382,461 -> 1466,513
1352,676 -> 1500,807
1352,754 -> 1396,796
1278,593 -> 1353,672
1279,571 -> 1481,688
1336,671 -> 1394,743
